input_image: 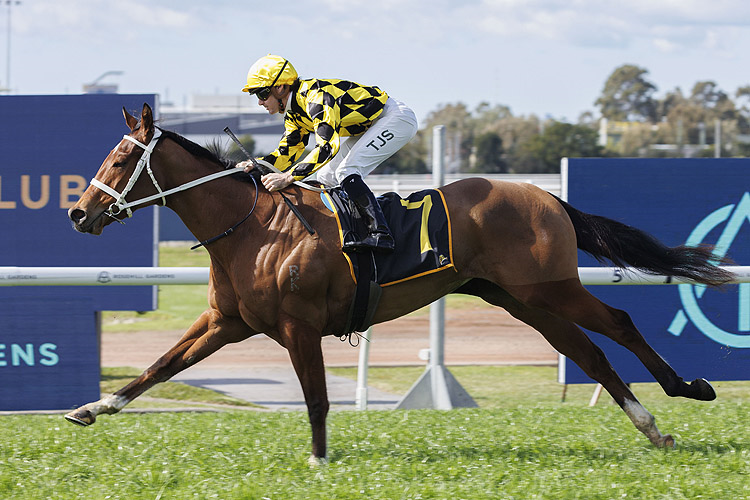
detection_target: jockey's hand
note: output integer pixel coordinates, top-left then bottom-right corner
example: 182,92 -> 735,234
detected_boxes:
261,172 -> 294,192
238,160 -> 256,173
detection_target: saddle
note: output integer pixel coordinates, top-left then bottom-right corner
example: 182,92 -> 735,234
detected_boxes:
322,187 -> 455,335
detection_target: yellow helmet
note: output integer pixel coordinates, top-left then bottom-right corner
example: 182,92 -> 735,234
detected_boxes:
242,55 -> 298,93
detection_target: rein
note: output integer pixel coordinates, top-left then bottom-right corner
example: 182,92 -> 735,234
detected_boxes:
89,129 -> 248,220
190,174 -> 259,250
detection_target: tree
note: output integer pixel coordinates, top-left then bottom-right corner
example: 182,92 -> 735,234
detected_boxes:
657,87 -> 686,121
691,81 -> 731,111
424,102 -> 473,131
655,81 -> 738,148
472,102 -> 513,132
226,134 -> 256,162
515,121 -> 603,173
422,103 -> 474,171
378,131 -> 428,174
492,114 -> 542,171
689,81 -> 737,125
471,131 -> 505,173
577,111 -> 597,126
735,85 -> 750,135
596,65 -> 658,122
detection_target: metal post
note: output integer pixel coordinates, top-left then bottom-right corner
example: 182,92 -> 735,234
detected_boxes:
354,327 -> 372,410
431,125 -> 446,398
715,119 -> 722,158
4,1 -> 20,93
432,125 -> 445,186
5,1 -> 9,91
429,126 -> 450,408
396,125 -> 477,410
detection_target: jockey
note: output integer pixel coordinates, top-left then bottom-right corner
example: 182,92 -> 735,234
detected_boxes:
238,54 -> 418,254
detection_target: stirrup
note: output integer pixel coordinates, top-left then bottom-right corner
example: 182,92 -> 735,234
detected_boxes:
343,231 -> 395,254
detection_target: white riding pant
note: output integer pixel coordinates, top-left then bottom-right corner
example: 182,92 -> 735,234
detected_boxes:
315,97 -> 418,187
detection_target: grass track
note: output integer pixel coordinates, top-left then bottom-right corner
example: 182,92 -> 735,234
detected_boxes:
2,403 -> 749,499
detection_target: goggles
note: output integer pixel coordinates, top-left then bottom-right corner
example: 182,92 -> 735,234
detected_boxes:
251,60 -> 288,101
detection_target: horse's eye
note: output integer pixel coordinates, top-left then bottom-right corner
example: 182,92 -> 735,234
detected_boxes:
112,161 -> 125,169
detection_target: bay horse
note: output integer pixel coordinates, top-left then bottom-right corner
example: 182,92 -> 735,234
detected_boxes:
66,103 -> 733,464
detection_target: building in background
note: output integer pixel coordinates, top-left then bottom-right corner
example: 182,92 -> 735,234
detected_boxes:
160,94 -> 284,155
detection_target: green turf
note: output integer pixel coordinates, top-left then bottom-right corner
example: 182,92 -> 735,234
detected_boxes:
2,365 -> 741,499
2,403 -> 749,499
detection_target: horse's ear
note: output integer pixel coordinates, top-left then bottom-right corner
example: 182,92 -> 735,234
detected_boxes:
123,107 -> 138,131
140,103 -> 154,134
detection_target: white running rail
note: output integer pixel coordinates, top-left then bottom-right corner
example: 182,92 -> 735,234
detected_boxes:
0,266 -> 748,286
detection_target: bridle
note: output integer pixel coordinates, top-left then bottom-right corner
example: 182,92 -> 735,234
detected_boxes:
89,128 -> 247,221
90,129 -> 165,219
89,127 -> 262,249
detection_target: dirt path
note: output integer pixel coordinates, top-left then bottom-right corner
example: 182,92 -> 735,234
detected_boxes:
102,307 -> 558,369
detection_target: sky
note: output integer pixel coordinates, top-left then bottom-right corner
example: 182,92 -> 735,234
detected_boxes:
4,0 -> 750,125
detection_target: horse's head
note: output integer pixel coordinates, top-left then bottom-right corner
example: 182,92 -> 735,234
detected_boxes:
68,103 -> 162,235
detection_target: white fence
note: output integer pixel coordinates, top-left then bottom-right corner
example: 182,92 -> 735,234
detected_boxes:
1,266 -> 749,286
366,173 -> 561,197
0,267 -> 209,286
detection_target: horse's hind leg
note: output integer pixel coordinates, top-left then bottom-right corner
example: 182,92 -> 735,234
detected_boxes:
505,279 -> 715,402
65,309 -> 253,426
456,280 -> 674,447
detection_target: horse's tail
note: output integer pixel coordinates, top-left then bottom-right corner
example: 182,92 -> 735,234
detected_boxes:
551,194 -> 734,287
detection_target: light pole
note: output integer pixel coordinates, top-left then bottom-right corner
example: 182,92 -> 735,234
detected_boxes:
3,0 -> 20,93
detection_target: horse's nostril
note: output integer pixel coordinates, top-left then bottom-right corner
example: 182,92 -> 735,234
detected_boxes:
70,208 -> 87,224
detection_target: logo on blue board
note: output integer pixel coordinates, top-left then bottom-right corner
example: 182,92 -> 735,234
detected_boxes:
668,193 -> 750,347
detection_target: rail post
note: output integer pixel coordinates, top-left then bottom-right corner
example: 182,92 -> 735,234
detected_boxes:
395,125 -> 478,410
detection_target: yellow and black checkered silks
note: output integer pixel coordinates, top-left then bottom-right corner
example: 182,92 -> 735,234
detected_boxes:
260,78 -> 389,180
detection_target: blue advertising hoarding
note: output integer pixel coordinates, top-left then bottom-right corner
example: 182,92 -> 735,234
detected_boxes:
0,94 -> 158,410
561,158 -> 749,384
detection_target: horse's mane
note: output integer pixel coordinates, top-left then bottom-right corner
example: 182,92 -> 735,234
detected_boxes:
157,127 -> 260,184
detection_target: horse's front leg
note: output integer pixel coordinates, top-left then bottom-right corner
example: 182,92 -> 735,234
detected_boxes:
65,309 -> 252,426
280,314 -> 329,465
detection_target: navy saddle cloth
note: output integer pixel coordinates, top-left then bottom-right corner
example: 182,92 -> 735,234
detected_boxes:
322,188 -> 455,287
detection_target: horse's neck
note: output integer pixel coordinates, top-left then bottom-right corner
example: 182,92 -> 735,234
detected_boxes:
160,152 -> 267,250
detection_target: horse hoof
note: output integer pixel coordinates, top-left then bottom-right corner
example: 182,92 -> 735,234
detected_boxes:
690,378 -> 717,401
307,455 -> 328,467
64,409 -> 95,426
657,434 -> 676,449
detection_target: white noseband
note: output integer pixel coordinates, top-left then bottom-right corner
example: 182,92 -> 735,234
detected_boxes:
90,129 -> 165,218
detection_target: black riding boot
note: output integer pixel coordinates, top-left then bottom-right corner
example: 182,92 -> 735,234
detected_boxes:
340,174 -> 395,253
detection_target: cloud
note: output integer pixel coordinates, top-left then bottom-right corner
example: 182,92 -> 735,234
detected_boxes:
469,0 -> 750,53
113,2 -> 193,29
652,38 -> 681,53
17,0 -> 195,39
